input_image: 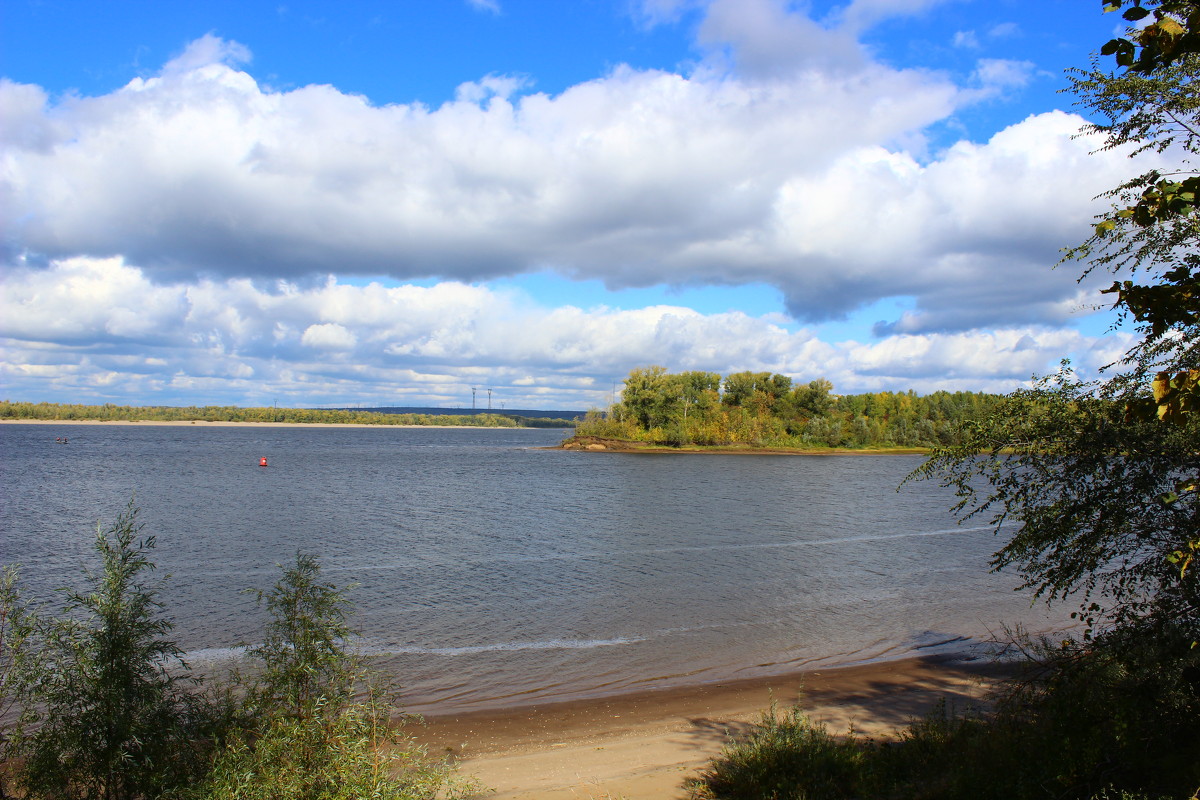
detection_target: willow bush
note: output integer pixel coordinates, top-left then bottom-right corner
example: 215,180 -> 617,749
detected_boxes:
2,509 -> 473,800
10,504 -> 209,800
185,554 -> 473,800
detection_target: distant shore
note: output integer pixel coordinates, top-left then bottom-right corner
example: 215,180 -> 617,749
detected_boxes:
0,419 -> 534,430
414,653 -> 1011,799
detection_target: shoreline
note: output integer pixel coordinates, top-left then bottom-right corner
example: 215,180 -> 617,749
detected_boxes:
412,653 -> 1013,799
556,435 -> 927,456
554,445 -> 927,456
5,420 -> 921,453
0,419 -> 556,430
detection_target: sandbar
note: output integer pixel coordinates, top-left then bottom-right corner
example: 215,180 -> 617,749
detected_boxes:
410,653 -> 1011,799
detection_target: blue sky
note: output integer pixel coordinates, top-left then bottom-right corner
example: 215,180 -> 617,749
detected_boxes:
0,0 -> 1163,409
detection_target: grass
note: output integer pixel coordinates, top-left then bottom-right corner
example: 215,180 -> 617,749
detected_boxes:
687,704 -> 871,800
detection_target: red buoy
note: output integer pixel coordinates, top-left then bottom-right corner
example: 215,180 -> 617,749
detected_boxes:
259,457 -> 268,467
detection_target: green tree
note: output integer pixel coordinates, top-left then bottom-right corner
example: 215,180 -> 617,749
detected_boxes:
621,365 -> 698,431
677,371 -> 722,410
790,379 -> 834,418
721,372 -> 791,408
247,553 -> 356,720
720,372 -> 763,407
14,504 -> 204,800
922,372 -> 1197,637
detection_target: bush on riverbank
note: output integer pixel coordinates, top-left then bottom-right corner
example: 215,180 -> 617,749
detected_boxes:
182,553 -> 472,800
689,632 -> 1200,799
0,506 -> 471,800
6,505 -> 211,799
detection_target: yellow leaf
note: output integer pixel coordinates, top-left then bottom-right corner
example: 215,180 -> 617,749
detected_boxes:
1157,18 -> 1186,37
1153,372 -> 1172,404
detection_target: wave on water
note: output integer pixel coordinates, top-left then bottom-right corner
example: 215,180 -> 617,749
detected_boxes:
268,524 -> 1005,577
481,523 -> 1003,562
184,645 -> 249,663
183,636 -> 645,665
361,636 -> 644,656
665,524 -> 999,554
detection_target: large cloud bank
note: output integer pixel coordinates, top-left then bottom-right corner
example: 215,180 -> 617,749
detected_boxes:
0,0 -> 1160,406
1,257 -> 1130,408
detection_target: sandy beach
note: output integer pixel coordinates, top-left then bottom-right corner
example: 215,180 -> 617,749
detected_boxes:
412,654 -> 1011,799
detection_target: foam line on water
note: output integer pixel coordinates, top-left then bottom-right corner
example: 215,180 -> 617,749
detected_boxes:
184,637 -> 645,663
633,524 -> 998,556
184,645 -> 249,662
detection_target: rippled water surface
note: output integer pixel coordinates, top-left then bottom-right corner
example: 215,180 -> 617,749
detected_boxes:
0,424 -> 1064,712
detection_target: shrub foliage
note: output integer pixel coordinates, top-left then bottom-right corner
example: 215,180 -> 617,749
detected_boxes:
2,507 -> 471,800
11,504 -> 205,800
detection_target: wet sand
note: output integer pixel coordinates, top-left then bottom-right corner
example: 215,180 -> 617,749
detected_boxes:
411,654 -> 1012,799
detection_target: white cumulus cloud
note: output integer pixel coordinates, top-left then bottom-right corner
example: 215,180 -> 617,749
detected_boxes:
1,20 -> 1166,332
0,257 -> 1128,407
0,1 -> 1167,407
301,323 -> 357,350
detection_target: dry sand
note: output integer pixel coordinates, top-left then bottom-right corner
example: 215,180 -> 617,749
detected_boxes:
411,654 -> 1011,799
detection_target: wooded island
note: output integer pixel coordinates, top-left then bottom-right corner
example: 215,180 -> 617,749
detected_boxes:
566,366 -> 998,451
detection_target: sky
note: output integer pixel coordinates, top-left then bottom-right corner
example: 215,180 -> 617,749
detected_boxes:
0,0 -> 1171,411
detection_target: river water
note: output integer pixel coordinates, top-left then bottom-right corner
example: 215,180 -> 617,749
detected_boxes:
0,424 -> 1064,713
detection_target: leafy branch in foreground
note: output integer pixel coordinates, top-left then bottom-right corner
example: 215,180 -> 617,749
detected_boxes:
915,372 -> 1199,640
1068,1 -> 1199,382
920,0 -> 1200,648
1101,1 -> 1200,74
247,553 -> 357,720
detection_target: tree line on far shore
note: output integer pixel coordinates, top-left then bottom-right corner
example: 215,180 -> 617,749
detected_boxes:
0,401 -> 574,429
575,366 -> 999,449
